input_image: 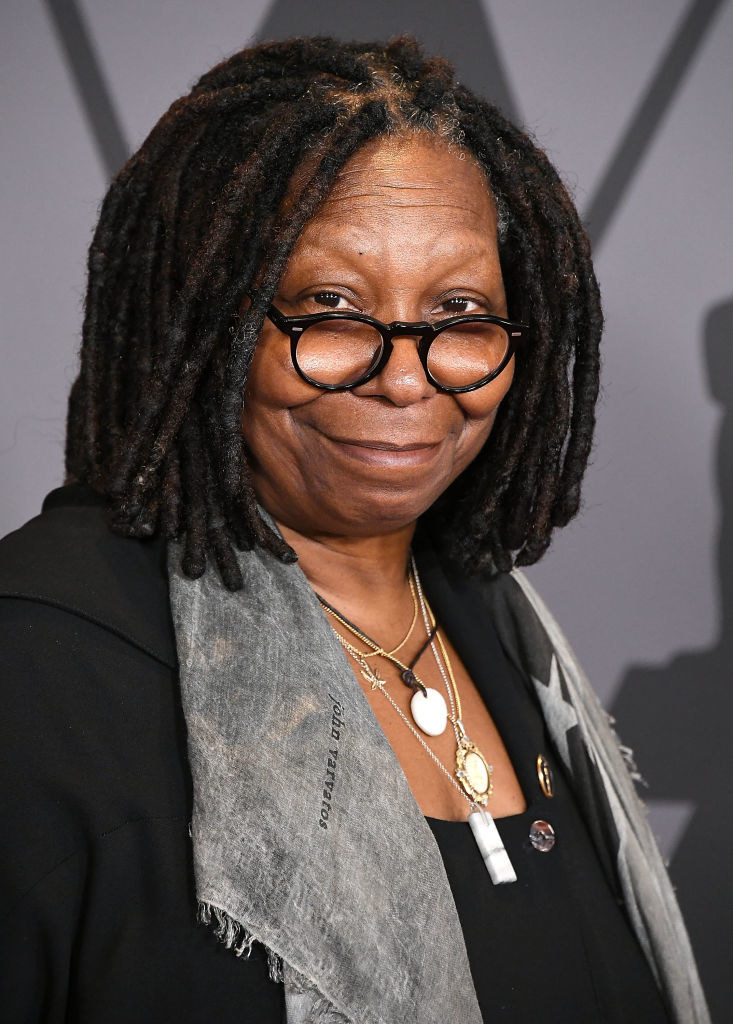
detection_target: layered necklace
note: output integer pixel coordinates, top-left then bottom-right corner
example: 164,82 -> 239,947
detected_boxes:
318,555 -> 517,885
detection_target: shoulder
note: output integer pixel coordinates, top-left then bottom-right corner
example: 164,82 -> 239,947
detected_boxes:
0,485 -> 183,817
0,487 -> 182,784
0,490 -> 189,891
0,485 -> 175,667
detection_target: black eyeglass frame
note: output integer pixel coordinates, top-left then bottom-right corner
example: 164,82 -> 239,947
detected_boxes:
265,303 -> 528,394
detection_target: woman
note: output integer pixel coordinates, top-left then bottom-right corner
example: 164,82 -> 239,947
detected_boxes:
0,36 -> 708,1023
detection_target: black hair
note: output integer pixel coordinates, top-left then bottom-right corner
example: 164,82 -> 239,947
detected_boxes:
65,35 -> 602,589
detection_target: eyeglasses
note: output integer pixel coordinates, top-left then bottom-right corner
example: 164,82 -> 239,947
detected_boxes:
265,303 -> 528,394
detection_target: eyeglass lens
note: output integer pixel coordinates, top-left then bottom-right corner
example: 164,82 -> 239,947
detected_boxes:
295,319 -> 510,389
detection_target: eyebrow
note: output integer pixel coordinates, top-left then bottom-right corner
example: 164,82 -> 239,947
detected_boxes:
296,229 -> 499,263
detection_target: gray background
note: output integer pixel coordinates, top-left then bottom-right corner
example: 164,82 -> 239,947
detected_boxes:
2,0 -> 731,1016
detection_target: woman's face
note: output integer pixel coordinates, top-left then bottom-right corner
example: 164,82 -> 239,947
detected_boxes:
242,134 -> 514,538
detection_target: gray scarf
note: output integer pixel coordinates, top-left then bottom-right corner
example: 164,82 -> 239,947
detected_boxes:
167,539 -> 709,1024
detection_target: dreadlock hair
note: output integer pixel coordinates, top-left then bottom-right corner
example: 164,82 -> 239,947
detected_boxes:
65,35 -> 602,590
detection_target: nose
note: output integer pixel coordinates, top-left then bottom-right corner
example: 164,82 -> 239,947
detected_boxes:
353,332 -> 437,407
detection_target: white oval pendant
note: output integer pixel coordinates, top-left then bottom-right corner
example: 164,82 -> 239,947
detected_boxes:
410,687 -> 448,736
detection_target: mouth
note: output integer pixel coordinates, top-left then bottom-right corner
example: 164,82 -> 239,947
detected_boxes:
329,437 -> 441,451
320,433 -> 444,468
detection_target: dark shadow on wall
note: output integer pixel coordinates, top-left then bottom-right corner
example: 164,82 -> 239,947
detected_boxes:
255,0 -> 519,123
583,0 -> 725,249
611,298 -> 733,1023
44,0 -> 129,179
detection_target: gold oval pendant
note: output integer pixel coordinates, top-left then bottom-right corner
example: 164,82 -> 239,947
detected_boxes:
465,752 -> 490,794
456,739 -> 493,805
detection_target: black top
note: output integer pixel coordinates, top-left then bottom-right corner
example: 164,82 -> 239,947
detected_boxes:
420,539 -> 669,1021
0,488 -> 670,1022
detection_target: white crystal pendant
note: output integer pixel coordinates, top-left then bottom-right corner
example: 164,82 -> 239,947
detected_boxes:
409,687 -> 448,736
468,809 -> 517,885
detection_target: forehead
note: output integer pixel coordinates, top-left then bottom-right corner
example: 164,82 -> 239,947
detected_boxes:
312,133 -> 497,225
287,135 -> 500,269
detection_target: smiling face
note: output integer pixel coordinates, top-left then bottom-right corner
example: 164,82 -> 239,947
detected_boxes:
241,133 -> 514,539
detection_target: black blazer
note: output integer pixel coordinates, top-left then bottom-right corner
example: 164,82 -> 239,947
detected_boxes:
0,486 -> 285,1022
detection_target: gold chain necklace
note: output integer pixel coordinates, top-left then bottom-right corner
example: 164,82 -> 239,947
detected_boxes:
321,596 -> 432,694
409,556 -> 494,807
320,559 -> 494,807
320,585 -> 449,737
382,571 -> 419,658
332,627 -> 516,886
331,573 -> 421,659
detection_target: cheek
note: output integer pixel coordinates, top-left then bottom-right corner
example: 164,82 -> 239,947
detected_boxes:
455,357 -> 515,435
242,330 -> 314,419
446,358 -> 515,477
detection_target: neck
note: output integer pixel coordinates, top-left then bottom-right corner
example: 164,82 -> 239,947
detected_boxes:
275,519 -> 417,639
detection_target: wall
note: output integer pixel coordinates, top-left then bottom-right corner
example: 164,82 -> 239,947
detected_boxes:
1,0 -> 730,1015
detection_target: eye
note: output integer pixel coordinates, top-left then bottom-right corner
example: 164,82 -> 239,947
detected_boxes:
311,291 -> 347,309
439,296 -> 481,315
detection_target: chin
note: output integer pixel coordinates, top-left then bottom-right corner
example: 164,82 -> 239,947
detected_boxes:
314,484 -> 447,537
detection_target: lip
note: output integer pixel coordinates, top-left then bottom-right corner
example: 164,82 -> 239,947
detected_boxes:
323,434 -> 444,467
330,437 -> 440,451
